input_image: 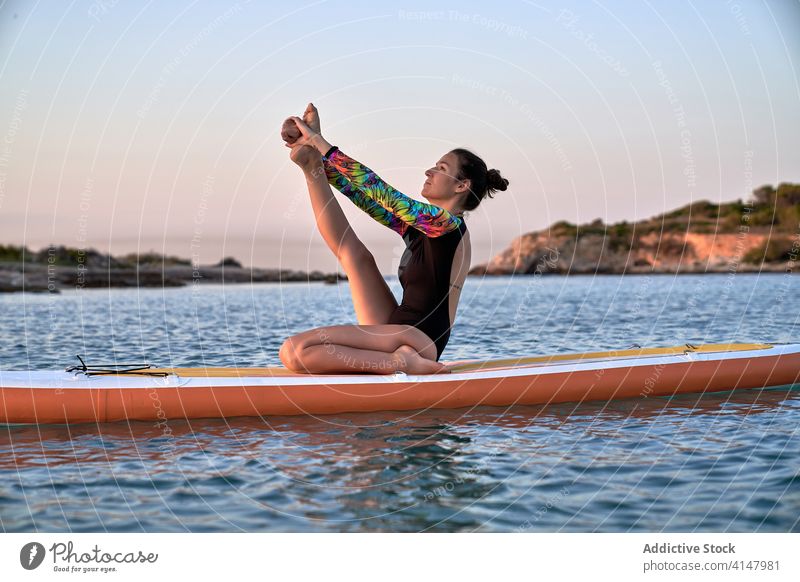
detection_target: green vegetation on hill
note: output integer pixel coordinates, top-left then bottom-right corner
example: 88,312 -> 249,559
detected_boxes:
0,245 -> 28,263
547,182 -> 800,241
0,245 -> 192,268
743,236 -> 799,264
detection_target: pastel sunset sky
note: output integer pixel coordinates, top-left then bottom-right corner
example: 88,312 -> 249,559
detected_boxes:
1,0 -> 798,273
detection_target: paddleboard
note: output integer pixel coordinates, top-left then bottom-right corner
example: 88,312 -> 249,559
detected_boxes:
1,343 -> 798,424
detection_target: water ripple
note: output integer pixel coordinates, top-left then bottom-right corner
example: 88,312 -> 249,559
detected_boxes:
1,275 -> 799,531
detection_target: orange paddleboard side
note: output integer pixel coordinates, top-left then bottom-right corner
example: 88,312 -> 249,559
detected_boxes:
1,348 -> 799,424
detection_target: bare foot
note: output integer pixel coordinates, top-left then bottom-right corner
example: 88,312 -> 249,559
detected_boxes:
303,102 -> 320,134
393,345 -> 450,375
281,117 -> 301,144
281,104 -> 319,145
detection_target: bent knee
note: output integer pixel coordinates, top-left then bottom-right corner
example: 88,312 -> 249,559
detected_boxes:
418,342 -> 438,362
403,328 -> 438,361
279,338 -> 302,371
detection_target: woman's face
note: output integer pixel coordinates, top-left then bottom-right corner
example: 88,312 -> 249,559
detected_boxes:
421,151 -> 467,204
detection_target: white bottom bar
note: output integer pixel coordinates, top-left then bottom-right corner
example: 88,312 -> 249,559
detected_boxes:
1,533 -> 797,581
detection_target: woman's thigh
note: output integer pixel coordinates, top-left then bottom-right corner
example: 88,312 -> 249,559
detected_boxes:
339,247 -> 398,325
286,323 -> 437,361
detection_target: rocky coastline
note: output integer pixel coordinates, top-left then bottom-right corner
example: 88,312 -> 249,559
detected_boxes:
470,183 -> 799,276
0,249 -> 345,293
4,184 -> 798,291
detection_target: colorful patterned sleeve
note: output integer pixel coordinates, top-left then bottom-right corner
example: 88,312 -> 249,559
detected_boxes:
323,161 -> 408,236
323,147 -> 463,238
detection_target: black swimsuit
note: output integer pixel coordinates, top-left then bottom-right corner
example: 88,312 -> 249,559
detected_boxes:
322,146 -> 467,361
387,219 -> 467,360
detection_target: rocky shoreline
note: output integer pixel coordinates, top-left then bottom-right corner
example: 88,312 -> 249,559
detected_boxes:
0,265 -> 346,293
467,230 -> 799,276
470,183 -> 800,276
0,248 -> 345,293
3,184 -> 798,290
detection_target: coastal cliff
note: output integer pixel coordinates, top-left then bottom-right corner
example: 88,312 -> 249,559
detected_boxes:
470,183 -> 800,275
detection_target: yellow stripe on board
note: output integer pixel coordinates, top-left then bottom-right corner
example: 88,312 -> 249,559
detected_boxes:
445,343 -> 772,373
140,343 -> 773,378
147,366 -> 297,377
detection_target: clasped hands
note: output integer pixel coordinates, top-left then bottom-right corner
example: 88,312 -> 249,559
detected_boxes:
281,103 -> 328,170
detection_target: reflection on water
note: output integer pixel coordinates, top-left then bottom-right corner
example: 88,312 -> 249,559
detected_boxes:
2,385 -> 798,532
1,274 -> 799,531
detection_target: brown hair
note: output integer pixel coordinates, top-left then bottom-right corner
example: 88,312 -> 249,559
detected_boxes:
450,148 -> 509,211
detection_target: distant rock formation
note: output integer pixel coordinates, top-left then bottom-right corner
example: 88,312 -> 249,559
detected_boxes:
470,183 -> 800,275
0,246 -> 345,293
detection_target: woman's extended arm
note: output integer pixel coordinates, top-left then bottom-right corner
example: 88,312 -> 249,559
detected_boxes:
321,146 -> 463,238
288,116 -> 462,238
285,119 -> 406,234
323,162 -> 409,235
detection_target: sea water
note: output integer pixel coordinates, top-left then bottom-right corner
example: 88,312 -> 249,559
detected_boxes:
0,273 -> 798,532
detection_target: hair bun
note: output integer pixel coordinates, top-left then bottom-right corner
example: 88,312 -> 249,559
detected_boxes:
487,169 -> 509,192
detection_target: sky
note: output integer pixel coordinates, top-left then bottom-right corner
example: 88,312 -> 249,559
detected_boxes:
0,0 -> 798,274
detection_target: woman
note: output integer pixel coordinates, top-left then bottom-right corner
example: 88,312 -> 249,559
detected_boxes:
279,103 -> 508,375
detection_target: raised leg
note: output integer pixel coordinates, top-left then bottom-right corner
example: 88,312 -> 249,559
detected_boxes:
339,246 -> 398,325
300,158 -> 397,324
